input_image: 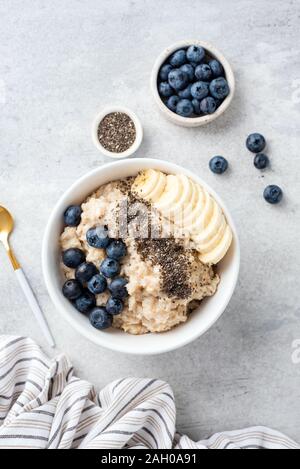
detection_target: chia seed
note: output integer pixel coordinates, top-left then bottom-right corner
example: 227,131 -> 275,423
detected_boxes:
98,112 -> 136,153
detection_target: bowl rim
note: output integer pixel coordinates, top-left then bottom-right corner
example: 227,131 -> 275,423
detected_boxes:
150,40 -> 235,127
91,106 -> 143,159
42,158 -> 240,355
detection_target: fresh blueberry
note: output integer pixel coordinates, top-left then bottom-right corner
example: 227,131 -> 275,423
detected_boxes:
159,63 -> 172,81
192,98 -> 201,115
186,45 -> 205,64
108,277 -> 128,300
75,262 -> 98,284
62,279 -> 83,300
200,96 -> 217,114
168,69 -> 189,91
169,49 -> 186,67
166,95 -> 180,112
190,81 -> 209,100
209,78 -> 230,99
176,99 -> 194,117
178,84 -> 192,99
64,205 -> 82,227
106,297 -> 124,316
195,63 -> 212,81
254,153 -> 269,170
209,59 -> 224,77
263,185 -> 283,205
87,274 -> 107,295
158,81 -> 173,98
246,133 -> 266,153
62,248 -> 85,269
89,307 -> 112,330
209,156 -> 228,174
100,258 -> 120,278
106,239 -> 127,260
86,226 -> 110,249
75,290 -> 96,314
180,63 -> 194,81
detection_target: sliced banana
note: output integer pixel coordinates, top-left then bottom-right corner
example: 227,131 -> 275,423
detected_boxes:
132,169 -> 161,199
185,190 -> 214,233
169,174 -> 193,219
155,175 -> 182,214
199,225 -> 233,265
180,183 -> 205,228
193,199 -> 223,245
144,171 -> 167,202
195,215 -> 226,254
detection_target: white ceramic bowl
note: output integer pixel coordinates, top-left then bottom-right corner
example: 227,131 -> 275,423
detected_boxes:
151,40 -> 235,127
42,159 -> 240,355
92,106 -> 143,158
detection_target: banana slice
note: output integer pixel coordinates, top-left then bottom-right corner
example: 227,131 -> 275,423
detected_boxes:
199,225 -> 233,265
180,183 -> 205,228
144,171 -> 167,202
132,169 -> 161,199
185,190 -> 214,233
195,215 -> 226,254
170,175 -> 193,219
155,175 -> 182,214
193,199 -> 223,245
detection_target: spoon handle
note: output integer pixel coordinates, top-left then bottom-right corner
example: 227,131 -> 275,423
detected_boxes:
15,269 -> 55,348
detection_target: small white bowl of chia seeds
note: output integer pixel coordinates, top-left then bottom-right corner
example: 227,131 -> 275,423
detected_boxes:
92,106 -> 143,159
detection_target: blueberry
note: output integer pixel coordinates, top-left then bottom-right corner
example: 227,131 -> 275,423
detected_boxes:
108,277 -> 129,300
169,49 -> 186,67
263,185 -> 283,204
106,239 -> 127,260
62,248 -> 85,269
176,99 -> 194,117
254,153 -> 269,170
86,226 -> 110,249
87,274 -> 107,295
75,290 -> 96,314
166,95 -> 180,112
168,69 -> 189,91
180,63 -> 194,81
190,81 -> 209,100
192,98 -> 201,115
159,63 -> 172,81
158,81 -> 173,98
100,258 -> 120,278
209,59 -> 224,78
209,156 -> 228,174
186,45 -> 205,64
246,133 -> 266,153
75,262 -> 98,284
64,205 -> 82,227
195,63 -> 212,81
209,78 -> 230,99
200,96 -> 217,114
62,279 -> 83,300
89,307 -> 112,330
178,84 -> 192,99
106,297 -> 124,316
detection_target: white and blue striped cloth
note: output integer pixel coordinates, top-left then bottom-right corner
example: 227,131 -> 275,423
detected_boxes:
0,336 -> 298,449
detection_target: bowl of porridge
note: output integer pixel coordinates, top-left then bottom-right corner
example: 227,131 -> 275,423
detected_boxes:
42,159 -> 240,355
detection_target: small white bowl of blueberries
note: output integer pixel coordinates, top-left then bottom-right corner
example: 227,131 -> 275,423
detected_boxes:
151,40 -> 235,127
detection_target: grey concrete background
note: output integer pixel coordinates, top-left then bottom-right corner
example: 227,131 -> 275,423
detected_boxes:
0,0 -> 300,442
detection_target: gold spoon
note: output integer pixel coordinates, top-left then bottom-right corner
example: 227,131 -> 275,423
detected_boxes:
0,206 -> 55,347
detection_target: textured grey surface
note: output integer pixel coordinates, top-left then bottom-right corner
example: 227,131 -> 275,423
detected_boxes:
0,0 -> 300,442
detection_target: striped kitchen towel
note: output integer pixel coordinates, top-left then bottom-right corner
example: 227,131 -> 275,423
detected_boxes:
0,335 -> 298,449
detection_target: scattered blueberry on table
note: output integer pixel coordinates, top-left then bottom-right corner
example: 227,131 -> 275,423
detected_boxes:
64,205 -> 82,227
263,185 -> 283,204
89,307 -> 112,330
254,153 -> 269,170
62,248 -> 85,269
209,156 -> 228,174
158,45 -> 229,117
246,133 -> 266,153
